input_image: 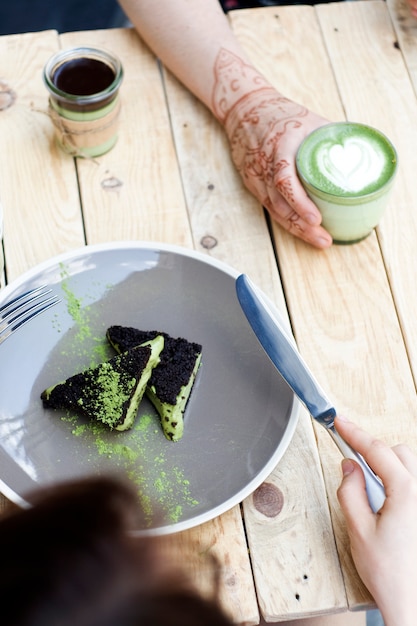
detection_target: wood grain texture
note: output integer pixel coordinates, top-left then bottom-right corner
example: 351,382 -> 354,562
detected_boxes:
1,3 -> 417,621
317,0 -> 417,390
229,5 -> 344,121
162,67 -> 287,309
231,0 -> 417,611
314,2 -> 417,605
61,28 -> 193,248
243,410 -> 346,621
160,507 -> 260,625
0,30 -> 85,281
387,0 -> 417,95
227,6 -> 349,620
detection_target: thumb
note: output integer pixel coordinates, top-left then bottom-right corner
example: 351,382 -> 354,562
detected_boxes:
337,459 -> 375,530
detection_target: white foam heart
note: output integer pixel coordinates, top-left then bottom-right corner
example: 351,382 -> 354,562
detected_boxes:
329,143 -> 363,178
317,137 -> 385,192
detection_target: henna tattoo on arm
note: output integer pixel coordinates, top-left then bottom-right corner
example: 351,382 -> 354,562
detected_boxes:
273,161 -> 295,204
211,48 -> 308,210
211,48 -> 270,122
223,90 -> 307,186
211,48 -> 331,245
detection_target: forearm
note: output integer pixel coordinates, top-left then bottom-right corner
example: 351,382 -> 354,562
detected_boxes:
119,0 -> 333,249
118,0 -> 274,119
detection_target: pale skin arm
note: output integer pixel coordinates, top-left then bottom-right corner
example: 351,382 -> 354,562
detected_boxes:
118,0 -> 333,249
335,415 -> 417,626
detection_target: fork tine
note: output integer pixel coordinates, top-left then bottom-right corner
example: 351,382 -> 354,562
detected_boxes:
0,286 -> 61,345
0,285 -> 53,316
0,294 -> 59,330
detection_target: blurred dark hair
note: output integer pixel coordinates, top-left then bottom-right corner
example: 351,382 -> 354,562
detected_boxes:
0,476 -> 232,626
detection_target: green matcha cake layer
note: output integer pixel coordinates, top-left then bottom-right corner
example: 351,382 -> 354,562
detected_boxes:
146,350 -> 202,441
41,336 -> 164,431
106,326 -> 202,441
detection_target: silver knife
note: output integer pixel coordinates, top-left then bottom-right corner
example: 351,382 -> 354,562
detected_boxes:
236,273 -> 386,513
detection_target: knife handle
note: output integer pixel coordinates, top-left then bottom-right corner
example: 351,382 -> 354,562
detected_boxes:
328,426 -> 386,513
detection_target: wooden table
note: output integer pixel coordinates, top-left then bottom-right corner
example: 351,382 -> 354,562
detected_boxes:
1,0 -> 417,622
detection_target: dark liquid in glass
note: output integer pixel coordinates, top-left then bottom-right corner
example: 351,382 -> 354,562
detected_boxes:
52,58 -> 116,96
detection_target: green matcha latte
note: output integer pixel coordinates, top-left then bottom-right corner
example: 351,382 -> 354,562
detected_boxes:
296,122 -> 397,244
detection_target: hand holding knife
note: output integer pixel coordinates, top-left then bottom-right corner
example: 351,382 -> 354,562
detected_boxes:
236,273 -> 386,514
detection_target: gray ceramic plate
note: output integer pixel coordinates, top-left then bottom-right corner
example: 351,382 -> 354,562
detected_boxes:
0,242 -> 299,534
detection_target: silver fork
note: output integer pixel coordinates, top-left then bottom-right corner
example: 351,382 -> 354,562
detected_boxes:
0,285 -> 61,345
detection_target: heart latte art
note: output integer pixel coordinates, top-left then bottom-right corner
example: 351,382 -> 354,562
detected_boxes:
296,122 -> 397,242
297,123 -> 396,198
317,138 -> 384,193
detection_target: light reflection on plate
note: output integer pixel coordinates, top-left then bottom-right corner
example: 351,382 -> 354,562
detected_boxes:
0,242 -> 299,534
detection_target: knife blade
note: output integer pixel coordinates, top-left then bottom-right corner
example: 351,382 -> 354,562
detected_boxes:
236,273 -> 386,513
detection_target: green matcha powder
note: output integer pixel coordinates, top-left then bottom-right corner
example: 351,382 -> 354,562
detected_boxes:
55,266 -> 199,526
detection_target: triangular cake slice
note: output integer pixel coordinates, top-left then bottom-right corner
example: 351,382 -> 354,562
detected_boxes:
41,336 -> 164,431
106,326 -> 202,441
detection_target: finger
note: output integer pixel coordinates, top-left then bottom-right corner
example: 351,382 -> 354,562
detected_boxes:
392,443 -> 417,478
264,191 -> 332,249
273,164 -> 322,227
337,458 -> 376,531
334,416 -> 411,490
269,162 -> 333,248
237,156 -> 333,248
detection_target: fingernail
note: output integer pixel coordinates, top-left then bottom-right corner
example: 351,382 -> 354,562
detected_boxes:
315,236 -> 332,248
341,459 -> 355,476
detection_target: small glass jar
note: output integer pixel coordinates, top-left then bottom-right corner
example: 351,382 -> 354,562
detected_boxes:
43,47 -> 123,158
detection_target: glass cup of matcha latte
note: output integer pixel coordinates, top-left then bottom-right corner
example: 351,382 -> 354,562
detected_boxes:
296,122 -> 397,244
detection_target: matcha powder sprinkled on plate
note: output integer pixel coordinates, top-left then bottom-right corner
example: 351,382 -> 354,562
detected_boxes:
57,264 -> 111,367
65,411 -> 199,527
54,265 -> 199,527
60,266 -> 92,344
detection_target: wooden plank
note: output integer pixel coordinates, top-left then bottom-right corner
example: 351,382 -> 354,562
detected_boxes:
232,7 -> 347,621
0,30 -> 85,282
272,233 -> 417,607
229,5 -> 344,121
160,508 -> 260,626
231,0 -> 417,611
162,67 -> 286,307
60,28 -> 193,248
228,6 -> 348,620
243,409 -> 347,621
314,0 -> 417,605
387,0 -> 417,95
317,0 -> 417,384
